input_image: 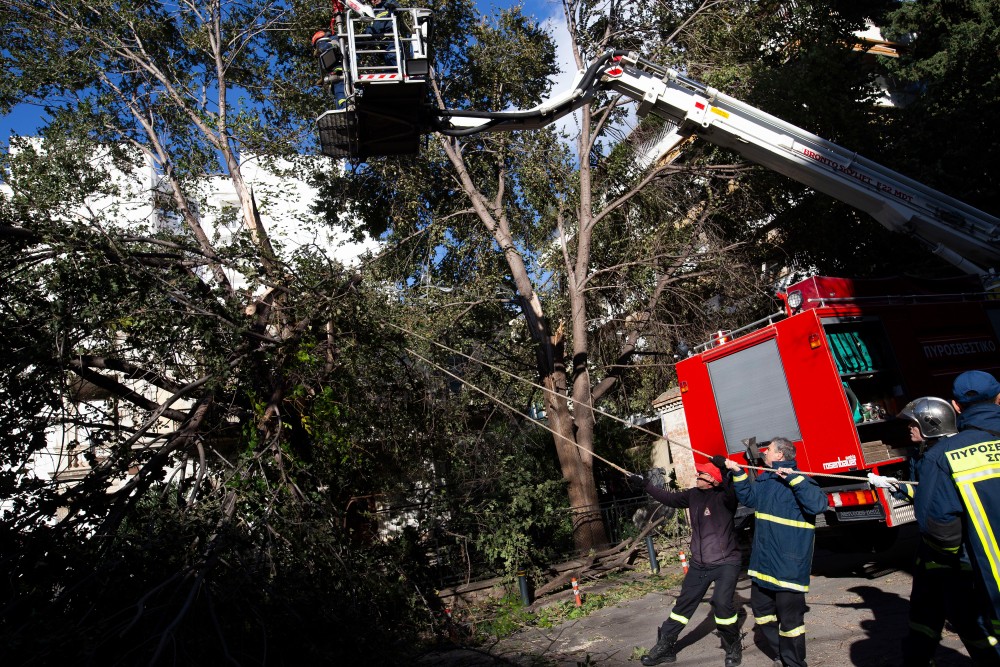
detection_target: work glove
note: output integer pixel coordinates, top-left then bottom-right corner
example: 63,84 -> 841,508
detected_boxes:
625,473 -> 646,491
710,455 -> 727,471
867,472 -> 899,491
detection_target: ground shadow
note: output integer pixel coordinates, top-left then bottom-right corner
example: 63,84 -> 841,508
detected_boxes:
837,585 -> 971,667
652,574 -> 756,663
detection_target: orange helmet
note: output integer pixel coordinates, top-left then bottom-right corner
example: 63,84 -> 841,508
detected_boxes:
311,30 -> 328,46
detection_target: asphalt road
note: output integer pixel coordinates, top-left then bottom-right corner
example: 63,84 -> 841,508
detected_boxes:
419,525 -> 982,666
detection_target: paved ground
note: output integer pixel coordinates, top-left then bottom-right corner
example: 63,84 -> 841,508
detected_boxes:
418,525 -> 982,666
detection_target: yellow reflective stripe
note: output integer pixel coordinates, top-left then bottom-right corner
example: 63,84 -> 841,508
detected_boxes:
779,625 -> 806,638
748,569 -> 809,592
922,538 -> 960,556
909,621 -> 941,640
789,475 -> 804,486
951,467 -> 1000,595
905,484 -> 915,499
755,511 -> 815,530
989,634 -> 998,647
733,472 -> 748,482
755,614 -> 778,625
715,614 -> 738,625
669,611 -> 690,625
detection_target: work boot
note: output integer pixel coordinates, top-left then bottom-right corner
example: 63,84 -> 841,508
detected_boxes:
720,633 -> 743,667
641,635 -> 678,665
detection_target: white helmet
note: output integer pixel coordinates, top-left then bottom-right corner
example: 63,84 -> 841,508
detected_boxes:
898,396 -> 958,439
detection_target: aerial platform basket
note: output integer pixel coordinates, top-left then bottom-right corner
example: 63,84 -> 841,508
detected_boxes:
316,6 -> 433,160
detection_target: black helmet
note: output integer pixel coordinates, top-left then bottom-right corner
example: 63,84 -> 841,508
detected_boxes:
898,396 -> 958,439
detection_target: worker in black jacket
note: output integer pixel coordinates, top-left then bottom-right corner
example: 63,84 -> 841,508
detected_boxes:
628,456 -> 742,666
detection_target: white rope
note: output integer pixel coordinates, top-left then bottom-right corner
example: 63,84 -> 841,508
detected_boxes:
388,322 -> 917,487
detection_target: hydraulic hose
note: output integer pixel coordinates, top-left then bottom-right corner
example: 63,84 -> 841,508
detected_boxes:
429,50 -> 631,136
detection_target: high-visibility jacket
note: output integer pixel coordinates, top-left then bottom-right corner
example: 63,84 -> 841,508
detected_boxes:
367,1 -> 398,36
922,402 -> 1000,630
890,438 -> 943,528
732,460 -> 829,592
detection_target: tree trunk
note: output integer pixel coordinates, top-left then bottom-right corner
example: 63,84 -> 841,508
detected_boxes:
436,123 -> 610,554
541,326 -> 608,553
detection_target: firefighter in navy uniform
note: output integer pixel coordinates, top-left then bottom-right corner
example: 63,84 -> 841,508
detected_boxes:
869,396 -> 998,666
918,371 -> 1000,663
628,457 -> 742,666
312,29 -> 347,109
724,438 -> 828,667
366,0 -> 400,67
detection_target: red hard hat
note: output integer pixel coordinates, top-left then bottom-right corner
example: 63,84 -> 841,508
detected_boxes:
695,462 -> 722,484
311,30 -> 328,45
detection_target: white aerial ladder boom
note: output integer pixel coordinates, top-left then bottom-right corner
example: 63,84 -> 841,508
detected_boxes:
603,55 -> 1000,275
431,51 -> 1000,275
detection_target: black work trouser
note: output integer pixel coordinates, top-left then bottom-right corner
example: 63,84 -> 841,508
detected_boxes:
901,543 -> 1000,667
751,581 -> 807,667
659,562 -> 740,643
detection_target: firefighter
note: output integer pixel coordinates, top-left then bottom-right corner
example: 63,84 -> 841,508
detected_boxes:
365,0 -> 399,67
868,396 -> 999,666
627,457 -> 742,666
724,438 -> 828,667
312,29 -> 347,109
917,371 -> 1000,662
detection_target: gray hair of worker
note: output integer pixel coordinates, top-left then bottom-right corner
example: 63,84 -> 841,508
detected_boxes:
770,437 -> 796,460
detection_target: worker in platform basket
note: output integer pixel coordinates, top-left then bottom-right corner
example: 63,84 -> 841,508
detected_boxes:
724,438 -> 828,667
868,395 -> 999,666
626,456 -> 743,666
312,29 -> 347,109
365,0 -> 400,67
914,371 -> 1000,664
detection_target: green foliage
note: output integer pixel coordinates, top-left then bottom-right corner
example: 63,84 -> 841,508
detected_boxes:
474,593 -> 537,640
2,489 -> 433,664
467,573 -> 684,642
883,0 -> 1000,214
475,461 -> 573,573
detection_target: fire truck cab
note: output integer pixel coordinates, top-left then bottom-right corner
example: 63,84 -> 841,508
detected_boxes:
676,275 -> 1000,530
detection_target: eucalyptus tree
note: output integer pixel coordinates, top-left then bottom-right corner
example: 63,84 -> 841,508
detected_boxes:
323,0 -> 768,554
0,0 -> 462,660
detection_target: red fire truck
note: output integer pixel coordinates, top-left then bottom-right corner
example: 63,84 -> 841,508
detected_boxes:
676,275 -> 1000,531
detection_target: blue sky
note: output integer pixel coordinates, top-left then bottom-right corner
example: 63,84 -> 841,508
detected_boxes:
0,0 -> 567,143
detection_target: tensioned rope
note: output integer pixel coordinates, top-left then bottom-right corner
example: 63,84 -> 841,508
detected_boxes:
387,321 -> 916,487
